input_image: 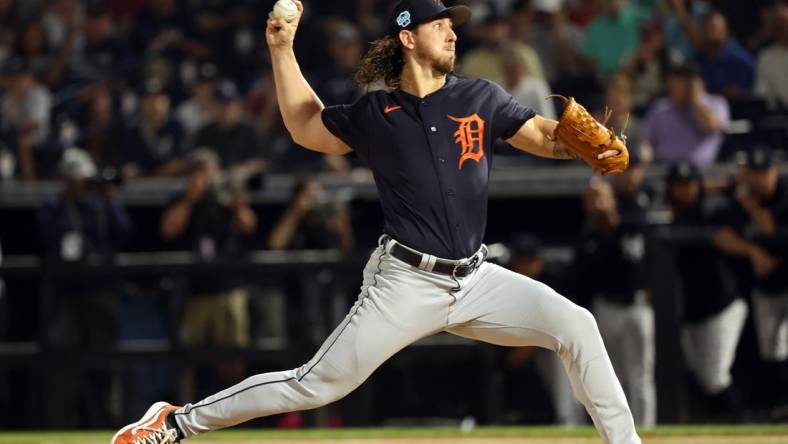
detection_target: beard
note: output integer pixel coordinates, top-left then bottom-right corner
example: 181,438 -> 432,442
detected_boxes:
415,43 -> 456,75
433,52 -> 455,74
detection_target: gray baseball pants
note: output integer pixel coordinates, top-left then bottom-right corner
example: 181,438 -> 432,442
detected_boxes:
172,238 -> 641,444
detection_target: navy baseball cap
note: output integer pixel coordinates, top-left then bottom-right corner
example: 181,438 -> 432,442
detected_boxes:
746,146 -> 774,171
215,79 -> 240,102
666,161 -> 701,184
389,0 -> 471,33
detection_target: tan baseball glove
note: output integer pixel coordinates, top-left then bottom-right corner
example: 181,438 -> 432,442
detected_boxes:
549,95 -> 629,175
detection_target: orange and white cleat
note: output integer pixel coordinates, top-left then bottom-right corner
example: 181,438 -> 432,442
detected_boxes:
111,401 -> 182,444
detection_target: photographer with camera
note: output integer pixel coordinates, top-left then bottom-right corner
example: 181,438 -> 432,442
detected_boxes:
37,147 -> 131,427
160,148 -> 257,399
266,177 -> 354,359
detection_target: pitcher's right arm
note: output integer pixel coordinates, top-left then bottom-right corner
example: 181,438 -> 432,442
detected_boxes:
266,1 -> 351,154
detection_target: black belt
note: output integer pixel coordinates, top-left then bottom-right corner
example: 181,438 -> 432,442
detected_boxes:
388,241 -> 484,278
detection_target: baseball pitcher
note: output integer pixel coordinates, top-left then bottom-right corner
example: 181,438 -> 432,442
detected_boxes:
112,1 -> 638,443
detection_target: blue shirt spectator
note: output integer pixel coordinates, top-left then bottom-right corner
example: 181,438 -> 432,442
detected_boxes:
693,11 -> 754,100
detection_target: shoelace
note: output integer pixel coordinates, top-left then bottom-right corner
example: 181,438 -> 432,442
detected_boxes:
131,425 -> 179,444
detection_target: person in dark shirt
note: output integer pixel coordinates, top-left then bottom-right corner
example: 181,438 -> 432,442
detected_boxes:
192,79 -> 266,179
611,147 -> 654,226
38,148 -> 131,427
665,161 -> 747,413
267,177 -> 355,347
160,148 -> 258,398
132,0 -> 209,60
715,147 -> 788,410
312,21 -> 364,107
693,11 -> 754,101
69,5 -> 134,85
267,177 -> 354,253
120,80 -> 187,178
575,179 -> 655,426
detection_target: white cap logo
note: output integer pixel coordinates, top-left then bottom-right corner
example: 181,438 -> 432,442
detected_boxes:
396,10 -> 412,27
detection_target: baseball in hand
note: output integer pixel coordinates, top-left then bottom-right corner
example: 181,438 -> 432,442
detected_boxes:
273,0 -> 298,22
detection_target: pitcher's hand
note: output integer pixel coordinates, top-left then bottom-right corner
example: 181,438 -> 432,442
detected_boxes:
266,0 -> 303,51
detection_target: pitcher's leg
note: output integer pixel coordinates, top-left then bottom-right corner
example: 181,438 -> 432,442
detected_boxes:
172,248 -> 448,438
447,263 -> 639,444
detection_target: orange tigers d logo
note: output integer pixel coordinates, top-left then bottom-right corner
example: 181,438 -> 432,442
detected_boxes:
448,113 -> 485,170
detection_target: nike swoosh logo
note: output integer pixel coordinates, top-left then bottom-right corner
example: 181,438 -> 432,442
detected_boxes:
384,105 -> 402,114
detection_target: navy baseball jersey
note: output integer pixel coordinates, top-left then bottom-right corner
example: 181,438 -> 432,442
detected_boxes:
322,75 -> 535,259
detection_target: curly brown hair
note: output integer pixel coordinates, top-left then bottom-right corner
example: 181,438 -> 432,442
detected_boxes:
355,34 -> 405,89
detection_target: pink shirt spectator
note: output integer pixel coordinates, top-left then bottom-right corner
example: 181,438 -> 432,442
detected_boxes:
642,95 -> 729,166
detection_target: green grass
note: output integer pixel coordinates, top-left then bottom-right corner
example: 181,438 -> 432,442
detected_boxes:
1,425 -> 787,443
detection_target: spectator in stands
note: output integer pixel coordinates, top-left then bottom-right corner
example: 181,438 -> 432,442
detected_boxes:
268,177 -> 355,346
69,5 -> 133,86
661,0 -> 712,59
746,1 -> 786,53
192,79 -> 266,179
0,0 -> 19,68
308,20 -> 364,174
246,72 -> 349,174
313,20 -> 364,106
575,178 -> 656,426
42,0 -> 82,49
175,62 -> 218,142
0,58 -> 51,180
708,0 -> 777,51
610,146 -> 654,226
38,148 -> 131,426
13,17 -> 61,87
715,147 -> 788,413
76,82 -> 117,170
502,43 -> 556,120
515,0 -> 591,92
582,0 -> 651,80
642,63 -> 728,166
461,3 -> 545,86
504,234 -> 586,426
692,11 -> 754,101
160,148 -> 257,397
131,0 -> 209,61
665,161 -> 748,417
755,5 -> 788,108
621,20 -> 674,109
268,178 -> 354,254
119,79 -> 187,178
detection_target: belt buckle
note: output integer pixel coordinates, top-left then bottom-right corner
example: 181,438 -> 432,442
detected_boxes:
453,255 -> 479,279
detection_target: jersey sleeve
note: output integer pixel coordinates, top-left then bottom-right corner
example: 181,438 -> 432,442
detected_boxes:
321,96 -> 370,159
488,81 -> 536,141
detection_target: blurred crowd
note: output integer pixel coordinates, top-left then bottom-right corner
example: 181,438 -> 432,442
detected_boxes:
2,0 -> 788,431
0,0 -> 787,181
